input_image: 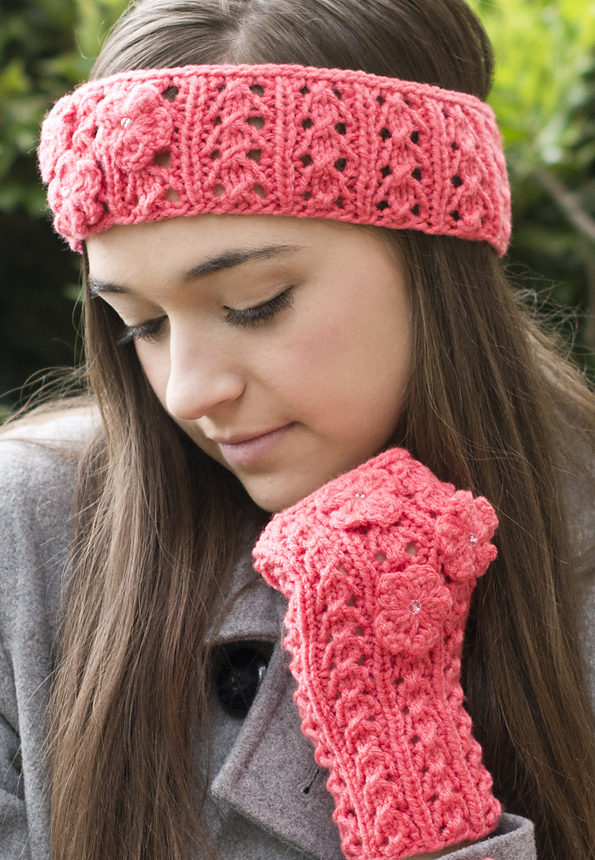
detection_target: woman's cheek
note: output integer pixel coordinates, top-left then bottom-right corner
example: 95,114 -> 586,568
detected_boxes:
135,344 -> 170,404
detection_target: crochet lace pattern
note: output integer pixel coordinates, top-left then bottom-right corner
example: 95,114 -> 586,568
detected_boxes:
253,448 -> 502,859
38,63 -> 511,254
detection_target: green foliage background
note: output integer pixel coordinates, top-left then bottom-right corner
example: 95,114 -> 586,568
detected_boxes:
1,0 -> 594,413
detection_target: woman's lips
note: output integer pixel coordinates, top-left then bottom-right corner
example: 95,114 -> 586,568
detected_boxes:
215,424 -> 294,466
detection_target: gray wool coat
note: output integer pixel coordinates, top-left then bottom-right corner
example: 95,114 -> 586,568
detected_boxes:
0,411 -> 593,860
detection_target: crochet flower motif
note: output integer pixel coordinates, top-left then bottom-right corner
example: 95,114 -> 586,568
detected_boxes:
315,475 -> 403,530
435,492 -> 498,582
47,150 -> 104,238
375,564 -> 453,656
38,94 -> 79,184
94,84 -> 174,170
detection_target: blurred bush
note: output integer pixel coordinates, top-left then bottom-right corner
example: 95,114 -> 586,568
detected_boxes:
1,0 -> 594,413
0,0 -> 127,415
474,0 -> 595,364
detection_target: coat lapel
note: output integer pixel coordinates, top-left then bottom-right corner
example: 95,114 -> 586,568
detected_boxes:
207,543 -> 344,859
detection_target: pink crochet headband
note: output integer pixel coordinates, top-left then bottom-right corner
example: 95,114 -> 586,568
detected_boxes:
38,63 -> 511,255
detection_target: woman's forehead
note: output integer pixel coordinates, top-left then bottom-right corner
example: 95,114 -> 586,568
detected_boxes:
85,213 -> 392,282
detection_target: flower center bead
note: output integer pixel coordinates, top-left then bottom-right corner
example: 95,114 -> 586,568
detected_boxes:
409,599 -> 422,614
469,533 -> 478,544
120,117 -> 132,129
355,492 -> 366,499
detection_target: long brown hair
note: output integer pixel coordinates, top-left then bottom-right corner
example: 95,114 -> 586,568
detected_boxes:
48,1 -> 595,858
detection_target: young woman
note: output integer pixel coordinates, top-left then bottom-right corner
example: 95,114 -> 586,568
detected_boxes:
1,1 -> 593,858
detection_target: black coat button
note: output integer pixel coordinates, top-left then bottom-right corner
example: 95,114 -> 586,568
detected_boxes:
214,643 -> 273,718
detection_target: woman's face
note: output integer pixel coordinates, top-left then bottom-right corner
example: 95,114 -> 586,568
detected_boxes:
86,214 -> 411,512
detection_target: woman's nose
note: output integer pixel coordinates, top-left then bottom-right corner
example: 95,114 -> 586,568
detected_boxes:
164,333 -> 245,421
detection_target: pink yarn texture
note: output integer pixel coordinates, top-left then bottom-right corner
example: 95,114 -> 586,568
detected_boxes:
38,63 -> 511,254
253,447 -> 502,859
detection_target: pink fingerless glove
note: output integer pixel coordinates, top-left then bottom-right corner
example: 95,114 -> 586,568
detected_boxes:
252,447 -> 502,859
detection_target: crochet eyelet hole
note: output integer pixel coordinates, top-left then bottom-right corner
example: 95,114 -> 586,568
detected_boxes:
210,149 -> 221,161
411,204 -> 420,216
410,131 -> 420,144
154,151 -> 171,168
161,85 -> 179,102
380,165 -> 392,178
217,83 -> 226,92
333,88 -> 342,99
411,167 -> 422,181
357,654 -> 365,665
334,157 -> 347,172
250,84 -> 264,96
354,625 -> 364,636
429,794 -> 438,803
451,174 -> 463,187
395,676 -> 404,686
300,153 -> 313,167
214,183 -> 225,197
302,191 -> 312,200
346,594 -> 356,607
402,706 -> 410,714
247,116 -> 265,129
253,184 -> 266,198
165,188 -> 179,202
376,200 -> 389,211
335,196 -> 344,209
214,116 -> 222,126
379,127 -> 392,141
405,542 -> 417,556
450,209 -> 460,221
410,735 -> 420,745
300,85 -> 309,96
451,141 -> 459,151
376,94 -> 385,106
247,148 -> 262,163
375,551 -> 387,563
302,117 -> 313,129
335,122 -> 347,135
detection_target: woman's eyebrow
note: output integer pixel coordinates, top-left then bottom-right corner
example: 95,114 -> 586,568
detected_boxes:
88,243 -> 303,295
183,243 -> 303,280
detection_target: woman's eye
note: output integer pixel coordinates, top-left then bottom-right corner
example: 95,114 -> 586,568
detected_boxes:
117,315 -> 167,346
115,286 -> 294,344
223,286 -> 294,328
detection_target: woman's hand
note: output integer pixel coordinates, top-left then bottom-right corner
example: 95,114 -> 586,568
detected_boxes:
253,447 -> 501,860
